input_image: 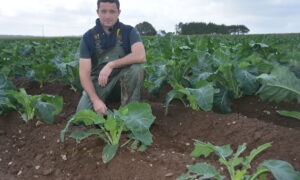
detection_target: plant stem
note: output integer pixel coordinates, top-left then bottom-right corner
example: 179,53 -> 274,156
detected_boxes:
115,123 -> 125,144
121,139 -> 132,147
101,126 -> 113,144
249,169 -> 270,180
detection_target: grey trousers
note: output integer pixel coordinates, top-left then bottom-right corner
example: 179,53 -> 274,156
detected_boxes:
76,64 -> 144,112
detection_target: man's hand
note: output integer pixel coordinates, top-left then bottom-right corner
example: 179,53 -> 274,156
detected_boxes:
92,99 -> 107,115
98,63 -> 113,87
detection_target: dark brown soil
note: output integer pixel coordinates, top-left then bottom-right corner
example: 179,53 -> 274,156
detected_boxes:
0,79 -> 299,180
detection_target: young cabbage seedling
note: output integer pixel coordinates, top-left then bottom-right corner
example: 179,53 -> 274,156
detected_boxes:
177,140 -> 300,180
60,102 -> 156,163
6,88 -> 63,123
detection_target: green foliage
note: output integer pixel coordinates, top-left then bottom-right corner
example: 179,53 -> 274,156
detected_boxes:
116,103 -> 156,145
7,88 -> 39,122
53,60 -> 82,92
60,102 -> 156,163
235,68 -> 259,95
144,34 -> 300,114
256,65 -> 300,103
6,88 -> 63,123
164,81 -> 216,114
276,110 -> 300,120
213,85 -> 232,114
0,72 -> 16,115
261,160 -> 300,180
2,34 -> 300,114
177,163 -> 223,180
0,38 -> 80,90
31,63 -> 57,87
178,140 -> 300,180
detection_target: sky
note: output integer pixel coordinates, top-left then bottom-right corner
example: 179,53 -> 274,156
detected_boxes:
0,0 -> 299,36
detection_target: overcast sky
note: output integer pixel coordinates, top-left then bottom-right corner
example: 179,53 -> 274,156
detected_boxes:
0,0 -> 299,36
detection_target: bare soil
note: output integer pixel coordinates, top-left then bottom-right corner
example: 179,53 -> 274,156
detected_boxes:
0,79 -> 299,180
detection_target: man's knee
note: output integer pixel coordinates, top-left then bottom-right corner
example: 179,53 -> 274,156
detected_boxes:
127,64 -> 144,76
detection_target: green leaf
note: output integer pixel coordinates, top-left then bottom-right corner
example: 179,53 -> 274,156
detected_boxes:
118,102 -> 156,145
189,163 -> 220,178
0,88 -> 16,115
214,145 -> 233,160
191,140 -> 233,160
191,140 -> 214,158
164,89 -> 185,115
69,129 -> 103,143
36,100 -> 57,124
210,64 -> 241,98
234,170 -> 247,180
137,144 -> 148,152
145,64 -> 168,96
72,110 -> 105,125
6,88 -> 38,122
104,115 -> 117,131
31,63 -> 56,86
176,162 -> 221,180
235,68 -> 259,95
246,45 -> 276,71
230,157 -> 244,168
256,65 -> 300,103
276,110 -> 300,120
234,143 -> 247,159
130,140 -> 139,150
190,72 -> 215,86
176,173 -> 190,180
186,82 -> 215,111
35,94 -> 63,124
102,144 -> 119,163
119,106 -> 128,115
245,142 -> 272,167
0,72 -> 15,90
130,140 -> 148,152
213,48 -> 231,65
261,160 -> 300,180
0,94 -> 13,115
104,115 -> 122,145
213,85 -> 232,114
60,118 -> 74,143
66,63 -> 82,91
40,94 -> 63,115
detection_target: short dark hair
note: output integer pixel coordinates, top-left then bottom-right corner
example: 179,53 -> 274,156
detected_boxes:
97,0 -> 120,10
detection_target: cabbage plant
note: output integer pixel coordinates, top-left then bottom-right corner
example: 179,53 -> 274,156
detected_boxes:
177,141 -> 300,180
60,102 -> 156,163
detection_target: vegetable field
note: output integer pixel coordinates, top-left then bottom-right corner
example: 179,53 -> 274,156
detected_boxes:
0,34 -> 300,179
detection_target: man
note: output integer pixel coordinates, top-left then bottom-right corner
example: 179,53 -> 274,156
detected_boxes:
77,0 -> 146,115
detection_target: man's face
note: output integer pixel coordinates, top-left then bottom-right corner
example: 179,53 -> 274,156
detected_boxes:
97,2 -> 120,30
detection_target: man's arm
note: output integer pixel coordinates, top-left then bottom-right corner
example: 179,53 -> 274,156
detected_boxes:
110,42 -> 146,68
98,42 -> 146,86
79,59 -> 107,114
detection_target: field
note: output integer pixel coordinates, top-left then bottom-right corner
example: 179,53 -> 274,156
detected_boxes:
0,34 -> 300,179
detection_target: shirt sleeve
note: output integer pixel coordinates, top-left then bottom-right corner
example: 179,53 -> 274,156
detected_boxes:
129,27 -> 142,47
79,38 -> 91,59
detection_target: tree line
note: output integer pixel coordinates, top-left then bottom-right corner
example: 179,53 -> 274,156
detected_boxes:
135,21 -> 250,36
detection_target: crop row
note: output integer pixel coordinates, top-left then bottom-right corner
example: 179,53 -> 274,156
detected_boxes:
1,34 -> 300,116
0,34 -> 300,178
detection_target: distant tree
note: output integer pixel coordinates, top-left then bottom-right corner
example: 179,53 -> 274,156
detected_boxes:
239,25 -> 250,34
135,21 -> 157,36
157,30 -> 167,36
175,22 -> 183,34
175,22 -> 250,35
227,25 -> 238,34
